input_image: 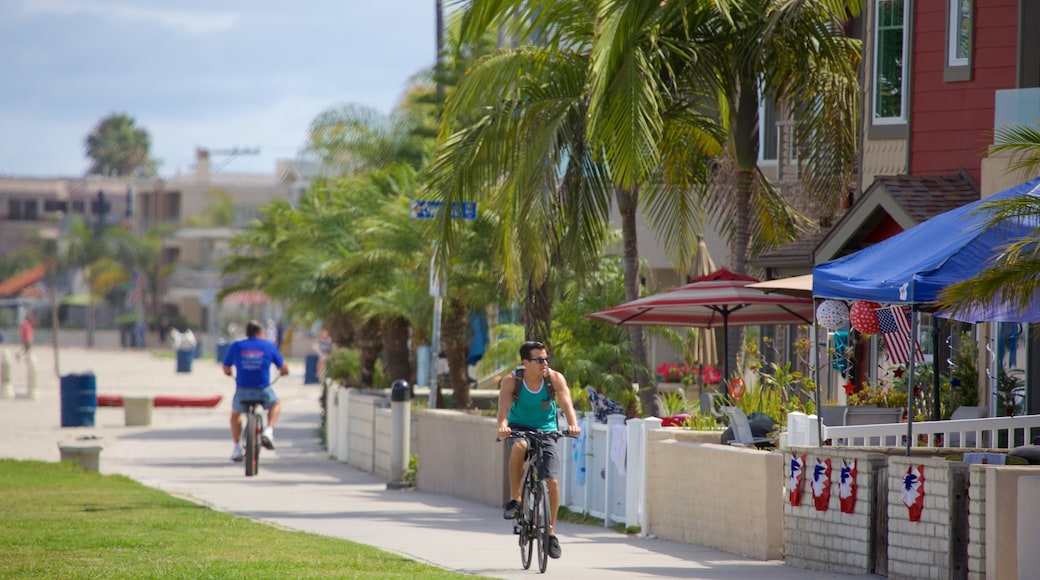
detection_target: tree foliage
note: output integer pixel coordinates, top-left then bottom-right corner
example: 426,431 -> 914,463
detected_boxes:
84,113 -> 157,177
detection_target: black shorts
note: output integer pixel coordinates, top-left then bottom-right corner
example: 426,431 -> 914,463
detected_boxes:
506,428 -> 561,481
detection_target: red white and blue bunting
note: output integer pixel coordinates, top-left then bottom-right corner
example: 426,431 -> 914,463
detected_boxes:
811,458 -> 832,511
901,464 -> 926,522
838,460 -> 858,514
788,454 -> 806,506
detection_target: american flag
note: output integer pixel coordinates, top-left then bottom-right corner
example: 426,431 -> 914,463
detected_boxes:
875,305 -> 924,365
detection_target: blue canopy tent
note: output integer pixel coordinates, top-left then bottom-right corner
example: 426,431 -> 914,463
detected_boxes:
812,176 -> 1040,453
814,175 -> 1040,309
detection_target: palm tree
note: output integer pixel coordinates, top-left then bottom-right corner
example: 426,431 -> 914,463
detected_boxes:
590,0 -> 860,377
432,1 -> 725,414
938,124 -> 1040,315
84,113 -> 157,177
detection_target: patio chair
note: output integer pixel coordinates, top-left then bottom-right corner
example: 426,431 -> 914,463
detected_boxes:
721,406 -> 774,448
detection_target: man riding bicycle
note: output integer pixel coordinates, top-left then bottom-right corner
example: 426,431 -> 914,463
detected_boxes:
223,320 -> 289,462
497,340 -> 581,559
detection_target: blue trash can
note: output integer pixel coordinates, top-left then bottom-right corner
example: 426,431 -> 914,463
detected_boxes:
176,349 -> 194,373
60,374 -> 97,427
304,354 -> 320,384
216,340 -> 230,364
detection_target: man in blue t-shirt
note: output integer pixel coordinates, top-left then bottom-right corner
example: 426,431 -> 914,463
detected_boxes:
223,320 -> 289,462
497,341 -> 581,560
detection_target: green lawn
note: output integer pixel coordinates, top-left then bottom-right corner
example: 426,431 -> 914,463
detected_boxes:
0,459 -> 488,579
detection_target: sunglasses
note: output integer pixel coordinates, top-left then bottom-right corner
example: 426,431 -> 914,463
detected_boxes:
528,357 -> 551,364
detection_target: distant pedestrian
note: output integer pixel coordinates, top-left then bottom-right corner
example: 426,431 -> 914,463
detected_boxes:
313,328 -> 333,380
18,314 -> 34,359
158,317 -> 171,346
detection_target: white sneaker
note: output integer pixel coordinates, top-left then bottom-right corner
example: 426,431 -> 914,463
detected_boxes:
261,427 -> 275,450
231,444 -> 244,462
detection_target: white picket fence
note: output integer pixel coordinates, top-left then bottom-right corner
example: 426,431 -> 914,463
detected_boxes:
824,414 -> 1040,448
557,412 -> 661,530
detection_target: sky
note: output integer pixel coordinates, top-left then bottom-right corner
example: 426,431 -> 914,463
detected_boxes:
0,0 -> 439,178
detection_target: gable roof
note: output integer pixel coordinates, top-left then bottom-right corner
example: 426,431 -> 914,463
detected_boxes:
752,171 -> 980,272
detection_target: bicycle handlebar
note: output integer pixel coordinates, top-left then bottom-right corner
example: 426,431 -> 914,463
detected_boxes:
496,427 -> 575,442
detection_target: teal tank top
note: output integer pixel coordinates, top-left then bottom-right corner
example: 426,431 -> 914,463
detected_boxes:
507,378 -> 558,432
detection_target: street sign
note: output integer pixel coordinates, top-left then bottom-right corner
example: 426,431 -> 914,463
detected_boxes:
410,200 -> 477,220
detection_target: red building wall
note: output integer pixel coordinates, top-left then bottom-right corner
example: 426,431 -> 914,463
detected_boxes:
909,0 -> 1018,184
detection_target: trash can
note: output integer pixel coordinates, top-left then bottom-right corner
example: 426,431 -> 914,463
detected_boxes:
176,349 -> 194,373
304,354 -> 320,384
60,374 -> 97,427
195,339 -> 204,359
216,340 -> 230,364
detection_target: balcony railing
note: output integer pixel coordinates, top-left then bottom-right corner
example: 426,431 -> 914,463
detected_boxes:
994,87 -> 1040,130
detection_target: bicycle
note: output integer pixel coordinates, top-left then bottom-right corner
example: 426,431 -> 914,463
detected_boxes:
503,427 -> 567,573
237,374 -> 281,477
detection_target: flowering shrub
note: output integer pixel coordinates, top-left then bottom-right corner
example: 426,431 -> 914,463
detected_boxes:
700,365 -> 721,384
656,362 -> 721,385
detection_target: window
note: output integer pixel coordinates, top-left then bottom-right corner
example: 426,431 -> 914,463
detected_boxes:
759,95 -> 778,162
945,0 -> 973,81
872,0 -> 908,125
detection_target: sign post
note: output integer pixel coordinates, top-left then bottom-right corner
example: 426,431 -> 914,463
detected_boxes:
411,200 -> 476,408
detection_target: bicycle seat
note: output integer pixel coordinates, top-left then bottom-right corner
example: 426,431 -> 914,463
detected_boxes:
239,398 -> 266,406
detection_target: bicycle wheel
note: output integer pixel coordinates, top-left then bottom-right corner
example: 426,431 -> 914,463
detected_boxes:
518,477 -> 533,569
534,479 -> 550,572
244,412 -> 260,477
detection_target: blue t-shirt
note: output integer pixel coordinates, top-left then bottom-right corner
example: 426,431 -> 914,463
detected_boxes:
223,337 -> 284,388
507,378 -> 558,432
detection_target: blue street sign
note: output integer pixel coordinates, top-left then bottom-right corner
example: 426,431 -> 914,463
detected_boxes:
410,200 -> 477,220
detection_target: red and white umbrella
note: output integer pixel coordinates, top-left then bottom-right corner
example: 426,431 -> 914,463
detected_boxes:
586,268 -> 813,381
222,290 -> 270,306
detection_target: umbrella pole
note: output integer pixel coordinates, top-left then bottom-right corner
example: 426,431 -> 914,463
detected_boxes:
721,316 -> 729,396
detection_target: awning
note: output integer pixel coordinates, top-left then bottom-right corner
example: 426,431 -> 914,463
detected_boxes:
746,274 -> 813,299
0,263 -> 48,297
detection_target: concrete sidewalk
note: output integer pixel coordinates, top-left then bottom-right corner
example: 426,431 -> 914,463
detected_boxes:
0,347 -> 870,579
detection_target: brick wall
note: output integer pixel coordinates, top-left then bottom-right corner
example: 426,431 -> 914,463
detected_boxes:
887,456 -> 968,580
967,466 -> 986,580
783,448 -> 888,574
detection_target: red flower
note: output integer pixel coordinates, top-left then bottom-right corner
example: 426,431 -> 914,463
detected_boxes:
701,366 -> 721,384
656,362 -> 700,383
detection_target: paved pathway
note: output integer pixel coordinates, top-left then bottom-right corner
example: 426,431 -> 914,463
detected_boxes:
0,346 -> 873,579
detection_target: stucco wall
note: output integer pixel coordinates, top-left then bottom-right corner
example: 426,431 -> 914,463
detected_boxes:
416,410 -> 507,508
644,440 -> 783,561
984,466 -> 1038,580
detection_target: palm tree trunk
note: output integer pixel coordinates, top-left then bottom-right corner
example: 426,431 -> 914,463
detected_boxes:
382,316 -> 412,385
524,275 -> 552,346
355,319 -> 382,388
725,74 -> 761,385
87,301 -> 96,348
617,186 -> 656,416
49,274 -> 61,379
442,296 -> 471,409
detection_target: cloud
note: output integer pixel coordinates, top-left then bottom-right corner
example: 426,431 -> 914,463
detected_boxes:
23,0 -> 239,35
